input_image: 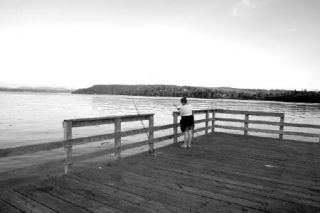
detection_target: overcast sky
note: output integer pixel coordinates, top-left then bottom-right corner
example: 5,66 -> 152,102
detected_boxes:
0,0 -> 319,90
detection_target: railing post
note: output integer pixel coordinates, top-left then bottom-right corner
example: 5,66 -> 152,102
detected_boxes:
205,110 -> 209,134
114,118 -> 121,160
173,112 -> 178,143
244,114 -> 249,136
279,115 -> 284,140
63,121 -> 72,174
148,115 -> 155,153
212,110 -> 215,133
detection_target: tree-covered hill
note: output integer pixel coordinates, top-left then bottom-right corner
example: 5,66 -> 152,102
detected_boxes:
72,84 -> 320,103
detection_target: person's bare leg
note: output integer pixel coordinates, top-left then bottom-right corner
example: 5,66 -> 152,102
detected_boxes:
187,129 -> 192,148
181,131 -> 188,148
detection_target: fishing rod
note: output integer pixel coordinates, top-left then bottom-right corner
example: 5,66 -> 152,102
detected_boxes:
100,99 -> 149,146
132,99 -> 149,140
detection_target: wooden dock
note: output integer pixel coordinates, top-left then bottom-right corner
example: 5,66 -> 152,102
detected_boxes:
1,132 -> 320,213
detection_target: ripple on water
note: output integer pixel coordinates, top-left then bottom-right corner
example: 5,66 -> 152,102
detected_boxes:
0,92 -> 320,148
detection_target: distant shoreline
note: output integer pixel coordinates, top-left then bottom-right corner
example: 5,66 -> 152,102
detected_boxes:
72,84 -> 320,103
2,84 -> 320,103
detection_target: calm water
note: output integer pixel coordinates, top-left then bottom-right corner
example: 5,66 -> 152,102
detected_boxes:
1,91 -> 320,148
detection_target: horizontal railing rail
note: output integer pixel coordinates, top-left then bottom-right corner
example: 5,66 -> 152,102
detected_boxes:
215,109 -> 285,117
0,108 -> 319,175
212,109 -> 320,142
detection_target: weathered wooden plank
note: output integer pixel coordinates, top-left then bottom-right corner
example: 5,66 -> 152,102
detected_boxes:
69,119 -> 114,128
14,185 -> 90,213
194,126 -> 211,134
0,126 -> 153,159
163,149 -> 320,197
194,118 -> 209,124
148,116 -> 154,153
120,150 -> 279,190
63,121 -> 73,174
215,118 -> 284,127
120,127 -> 147,137
174,109 -> 215,115
215,125 -> 315,138
153,123 -> 176,132
215,109 -> 284,117
0,140 -> 65,158
248,120 -> 281,126
160,147 -> 320,189
47,176 -> 172,213
33,180 -> 122,213
283,122 -> 320,129
1,130 -> 320,213
282,130 -> 320,138
75,169 -> 203,212
66,113 -> 154,127
171,142 -> 320,174
0,190 -> 56,213
279,116 -> 284,140
266,199 -> 320,213
111,159 -> 319,212
213,126 -> 319,138
247,127 -> 281,135
62,174 -> 182,213
215,117 -> 245,123
173,112 -> 178,143
70,127 -> 149,145
76,167 -> 263,213
137,149 -> 320,209
0,199 -> 22,213
205,111 -> 209,134
193,109 -> 214,114
215,125 -> 245,131
104,164 -> 268,211
114,118 -> 121,160
69,132 -> 115,145
154,133 -> 182,143
154,142 -> 320,184
109,158 -> 273,204
212,110 -> 216,133
244,114 -> 249,136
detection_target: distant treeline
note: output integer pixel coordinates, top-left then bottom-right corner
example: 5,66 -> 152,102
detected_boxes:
72,85 -> 320,103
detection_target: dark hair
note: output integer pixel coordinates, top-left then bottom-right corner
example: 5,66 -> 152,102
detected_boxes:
180,97 -> 187,104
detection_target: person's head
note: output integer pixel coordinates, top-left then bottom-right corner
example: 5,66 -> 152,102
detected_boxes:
180,97 -> 187,105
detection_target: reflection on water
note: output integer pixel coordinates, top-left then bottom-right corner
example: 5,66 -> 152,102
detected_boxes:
1,91 -> 320,148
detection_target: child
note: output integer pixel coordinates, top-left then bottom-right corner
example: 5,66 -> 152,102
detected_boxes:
174,97 -> 194,148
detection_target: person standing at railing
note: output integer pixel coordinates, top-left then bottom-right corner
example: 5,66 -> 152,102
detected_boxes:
174,97 -> 194,148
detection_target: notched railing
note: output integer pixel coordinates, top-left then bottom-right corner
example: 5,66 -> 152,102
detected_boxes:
0,109 -> 319,175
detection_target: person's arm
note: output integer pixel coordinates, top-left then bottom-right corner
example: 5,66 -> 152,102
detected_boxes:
173,104 -> 182,116
173,104 -> 181,110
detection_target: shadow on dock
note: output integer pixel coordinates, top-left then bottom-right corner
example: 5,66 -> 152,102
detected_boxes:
1,132 -> 320,213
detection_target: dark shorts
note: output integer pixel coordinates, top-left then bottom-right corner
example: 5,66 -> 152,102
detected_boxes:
180,115 -> 195,132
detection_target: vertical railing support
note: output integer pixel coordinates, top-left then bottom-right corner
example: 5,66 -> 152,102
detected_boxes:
212,110 -> 215,133
148,115 -> 155,153
114,118 -> 121,160
173,112 -> 178,143
279,115 -> 284,140
205,110 -> 209,135
244,114 -> 249,136
63,121 -> 72,174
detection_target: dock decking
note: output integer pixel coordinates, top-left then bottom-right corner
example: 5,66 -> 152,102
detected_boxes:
1,132 -> 320,213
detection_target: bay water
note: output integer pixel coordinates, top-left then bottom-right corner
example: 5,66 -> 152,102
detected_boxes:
1,91 -> 320,149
